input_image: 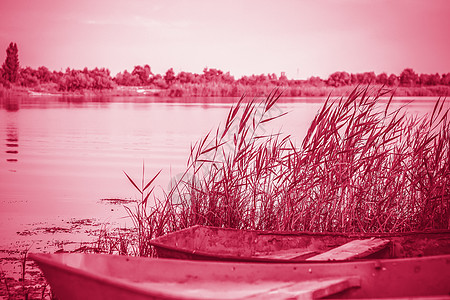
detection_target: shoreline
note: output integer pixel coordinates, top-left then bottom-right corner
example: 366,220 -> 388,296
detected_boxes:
0,197 -> 134,299
0,214 -> 129,299
1,84 -> 450,99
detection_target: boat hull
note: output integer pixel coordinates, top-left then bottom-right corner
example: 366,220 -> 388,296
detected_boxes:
30,253 -> 450,299
150,225 -> 450,262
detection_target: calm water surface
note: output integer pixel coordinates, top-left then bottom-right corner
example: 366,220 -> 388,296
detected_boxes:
0,95 -> 438,247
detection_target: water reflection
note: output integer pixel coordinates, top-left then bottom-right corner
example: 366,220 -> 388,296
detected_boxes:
5,124 -> 19,169
1,97 -> 20,169
58,95 -> 112,104
1,97 -> 20,111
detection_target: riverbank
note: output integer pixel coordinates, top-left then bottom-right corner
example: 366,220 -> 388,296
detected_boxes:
0,211 -> 132,299
2,83 -> 450,99
0,218 -> 100,299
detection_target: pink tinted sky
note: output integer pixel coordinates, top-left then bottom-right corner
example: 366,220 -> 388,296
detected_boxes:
0,0 -> 449,79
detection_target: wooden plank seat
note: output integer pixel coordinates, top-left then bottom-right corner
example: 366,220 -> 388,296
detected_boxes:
307,238 -> 390,261
254,249 -> 318,260
245,276 -> 361,300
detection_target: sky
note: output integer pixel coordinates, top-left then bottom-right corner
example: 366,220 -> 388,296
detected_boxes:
0,0 -> 449,79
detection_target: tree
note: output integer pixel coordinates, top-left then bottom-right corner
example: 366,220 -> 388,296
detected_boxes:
114,70 -> 141,86
419,73 -> 440,86
268,73 -> 278,83
441,73 -> 450,86
37,66 -> 52,83
361,72 -> 376,84
132,64 -> 153,85
2,42 -> 20,83
153,74 -> 168,88
399,68 -> 418,87
177,71 -> 197,84
387,74 -> 399,86
306,76 -> 324,87
376,73 -> 388,85
202,67 -> 224,82
279,72 -> 288,83
327,71 -> 350,87
164,68 -> 175,85
19,66 -> 39,87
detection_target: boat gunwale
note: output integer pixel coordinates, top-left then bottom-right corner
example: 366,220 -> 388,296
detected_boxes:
29,252 -> 450,271
28,253 -> 186,300
152,225 -> 450,239
149,241 -> 304,263
149,225 -> 450,263
29,253 -> 450,299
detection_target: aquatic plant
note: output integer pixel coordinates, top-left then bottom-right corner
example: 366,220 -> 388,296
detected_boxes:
279,87 -> 449,232
117,85 -> 449,257
163,86 -> 449,233
122,165 -> 161,256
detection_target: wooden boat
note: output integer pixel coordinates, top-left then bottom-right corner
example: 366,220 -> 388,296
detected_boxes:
149,225 -> 450,262
30,252 -> 450,299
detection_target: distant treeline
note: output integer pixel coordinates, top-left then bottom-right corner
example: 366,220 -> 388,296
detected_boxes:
2,65 -> 450,97
2,42 -> 450,97
1,41 -> 450,97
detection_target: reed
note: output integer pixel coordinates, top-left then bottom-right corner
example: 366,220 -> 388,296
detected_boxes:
280,87 -> 449,232
118,86 -> 449,255
121,165 -> 162,256
161,86 -> 449,233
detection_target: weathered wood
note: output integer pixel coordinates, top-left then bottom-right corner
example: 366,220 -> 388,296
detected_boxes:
307,238 -> 390,261
245,277 -> 361,299
150,225 -> 450,262
254,249 -> 317,260
30,253 -> 450,299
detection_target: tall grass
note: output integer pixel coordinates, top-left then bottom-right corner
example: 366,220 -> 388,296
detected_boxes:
117,86 -> 449,255
166,90 -> 291,230
280,87 -> 449,232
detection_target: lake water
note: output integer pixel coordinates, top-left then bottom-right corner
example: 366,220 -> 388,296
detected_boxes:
0,94 -> 438,249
